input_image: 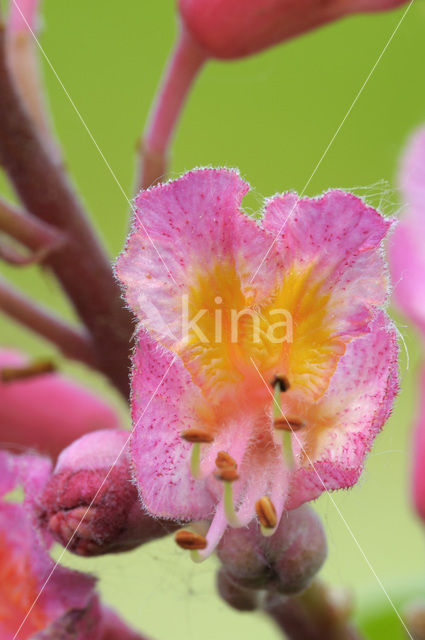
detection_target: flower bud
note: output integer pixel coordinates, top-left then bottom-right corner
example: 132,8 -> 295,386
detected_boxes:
37,429 -> 177,556
178,0 -> 408,60
0,350 -> 120,459
216,567 -> 259,612
217,505 -> 327,595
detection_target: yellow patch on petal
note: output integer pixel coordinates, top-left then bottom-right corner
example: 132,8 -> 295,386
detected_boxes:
262,263 -> 347,402
0,532 -> 47,638
173,259 -> 349,412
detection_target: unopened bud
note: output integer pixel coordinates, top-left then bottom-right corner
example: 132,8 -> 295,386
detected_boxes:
217,505 -> 327,595
217,567 -> 258,612
37,430 -> 177,556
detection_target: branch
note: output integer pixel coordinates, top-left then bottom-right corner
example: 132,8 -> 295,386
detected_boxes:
264,582 -> 364,640
0,277 -> 97,367
137,26 -> 207,190
0,195 -> 63,256
0,22 -> 133,396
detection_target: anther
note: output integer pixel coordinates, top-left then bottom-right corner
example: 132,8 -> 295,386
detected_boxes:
271,374 -> 290,392
175,530 -> 207,550
216,451 -> 237,469
273,417 -> 305,431
215,467 -> 239,482
255,496 -> 277,529
1,359 -> 56,383
181,428 -> 214,443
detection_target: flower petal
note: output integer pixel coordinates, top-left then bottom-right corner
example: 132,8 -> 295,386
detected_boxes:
262,190 -> 392,401
116,169 -> 281,377
286,311 -> 398,508
130,333 -> 216,520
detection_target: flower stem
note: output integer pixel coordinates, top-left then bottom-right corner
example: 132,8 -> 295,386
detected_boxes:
137,26 -> 208,190
0,277 -> 97,367
0,196 -> 63,255
264,581 -> 364,640
0,23 -> 133,396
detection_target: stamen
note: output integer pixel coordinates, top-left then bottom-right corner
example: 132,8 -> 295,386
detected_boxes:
223,480 -> 243,528
181,428 -> 214,443
215,466 -> 239,482
271,374 -> 290,392
271,375 -> 296,470
175,530 -> 207,550
190,442 -> 201,478
1,359 -> 55,383
255,496 -> 277,529
216,451 -> 237,469
273,416 -> 305,431
215,453 -> 243,527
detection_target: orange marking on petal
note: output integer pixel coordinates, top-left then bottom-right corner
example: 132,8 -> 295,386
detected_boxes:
0,532 -> 48,638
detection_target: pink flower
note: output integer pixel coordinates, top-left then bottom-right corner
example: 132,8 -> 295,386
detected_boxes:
0,451 -> 149,640
0,350 -> 120,459
117,168 -> 398,558
178,0 -> 408,60
390,126 -> 425,337
389,126 -> 425,524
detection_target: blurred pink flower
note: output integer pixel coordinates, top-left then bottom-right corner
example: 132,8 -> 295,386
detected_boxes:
389,126 -> 425,524
390,126 -> 425,337
0,350 -> 120,459
178,0 -> 408,60
0,451 -> 150,640
117,168 -> 398,558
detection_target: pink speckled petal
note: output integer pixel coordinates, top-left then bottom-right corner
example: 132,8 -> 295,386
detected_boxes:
130,333 -> 216,520
264,190 -> 392,332
287,311 -> 398,508
116,168 -> 280,349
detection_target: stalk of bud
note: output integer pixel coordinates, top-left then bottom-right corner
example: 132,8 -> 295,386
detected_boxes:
36,429 -> 177,556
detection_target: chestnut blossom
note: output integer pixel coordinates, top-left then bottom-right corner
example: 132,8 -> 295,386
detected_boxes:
117,168 -> 398,558
0,451 -> 149,640
0,349 -> 120,459
178,0 -> 409,60
389,126 -> 425,523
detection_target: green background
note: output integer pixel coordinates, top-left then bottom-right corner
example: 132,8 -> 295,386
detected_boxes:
2,1 -> 425,638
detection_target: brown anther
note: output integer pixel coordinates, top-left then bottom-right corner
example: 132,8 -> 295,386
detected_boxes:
216,451 -> 237,469
255,496 -> 277,529
1,359 -> 56,383
181,428 -> 214,443
175,530 -> 207,550
215,467 -> 240,482
273,416 -> 305,431
271,374 -> 290,392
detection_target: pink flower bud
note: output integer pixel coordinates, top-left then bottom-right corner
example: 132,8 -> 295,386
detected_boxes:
217,505 -> 327,595
178,0 -> 408,60
37,429 -> 177,556
0,349 -> 120,459
216,567 -> 259,612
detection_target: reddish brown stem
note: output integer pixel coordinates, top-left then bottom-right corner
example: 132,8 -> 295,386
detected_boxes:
0,277 -> 97,366
0,195 -> 63,255
0,22 -> 132,396
264,582 -> 364,640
